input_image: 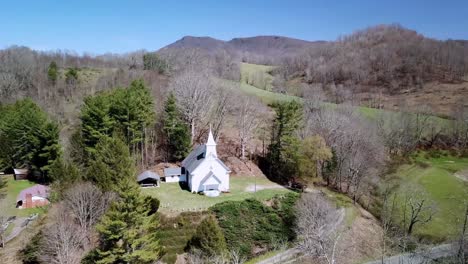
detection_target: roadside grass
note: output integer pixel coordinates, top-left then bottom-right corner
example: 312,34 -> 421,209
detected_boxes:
142,176 -> 293,213
245,249 -> 282,264
0,175 -> 46,217
389,151 -> 468,241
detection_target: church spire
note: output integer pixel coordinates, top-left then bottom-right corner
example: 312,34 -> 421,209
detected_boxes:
206,126 -> 217,158
207,126 -> 216,146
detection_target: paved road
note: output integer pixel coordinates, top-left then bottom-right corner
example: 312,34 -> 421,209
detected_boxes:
365,244 -> 456,264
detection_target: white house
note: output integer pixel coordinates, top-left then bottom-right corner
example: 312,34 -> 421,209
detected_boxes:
181,129 -> 230,193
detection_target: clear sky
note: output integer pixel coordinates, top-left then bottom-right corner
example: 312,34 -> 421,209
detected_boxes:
1,0 -> 467,54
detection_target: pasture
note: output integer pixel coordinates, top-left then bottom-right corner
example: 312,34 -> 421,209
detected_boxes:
387,152 -> 468,241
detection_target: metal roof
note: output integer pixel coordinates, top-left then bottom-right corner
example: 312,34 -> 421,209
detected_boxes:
137,170 -> 160,182
181,145 -> 206,173
17,184 -> 50,202
164,167 -> 182,177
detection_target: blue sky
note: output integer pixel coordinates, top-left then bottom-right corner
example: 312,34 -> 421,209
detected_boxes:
0,0 -> 467,54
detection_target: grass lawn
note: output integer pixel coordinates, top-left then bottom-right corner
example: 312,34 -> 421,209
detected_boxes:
0,175 -> 47,218
388,152 -> 468,241
142,176 -> 293,213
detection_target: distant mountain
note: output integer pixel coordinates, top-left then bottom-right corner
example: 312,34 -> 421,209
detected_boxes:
157,35 -> 327,62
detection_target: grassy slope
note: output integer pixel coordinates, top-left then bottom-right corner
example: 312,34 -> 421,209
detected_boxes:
389,152 -> 468,240
238,63 -> 451,127
240,63 -> 275,91
142,176 -> 292,213
1,175 -> 46,217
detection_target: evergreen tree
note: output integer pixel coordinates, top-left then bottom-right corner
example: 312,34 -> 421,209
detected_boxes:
163,93 -> 191,161
268,100 -> 303,181
47,61 -> 58,85
188,215 -> 227,257
65,67 -> 78,85
80,80 -> 155,158
86,135 -> 135,191
93,178 -> 162,264
0,99 -> 61,181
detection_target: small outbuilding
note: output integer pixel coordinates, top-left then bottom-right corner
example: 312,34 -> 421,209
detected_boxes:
16,184 -> 50,209
13,168 -> 29,180
163,167 -> 184,183
137,171 -> 160,187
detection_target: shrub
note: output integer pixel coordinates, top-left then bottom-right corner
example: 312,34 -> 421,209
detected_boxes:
210,199 -> 293,258
187,215 -> 227,256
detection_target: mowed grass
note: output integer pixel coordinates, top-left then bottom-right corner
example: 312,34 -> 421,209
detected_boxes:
142,176 -> 293,213
0,175 -> 46,217
389,152 -> 468,241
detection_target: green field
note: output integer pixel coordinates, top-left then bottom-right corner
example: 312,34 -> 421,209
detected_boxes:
142,176 -> 293,213
0,175 -> 46,217
240,63 -> 275,91
388,152 -> 468,241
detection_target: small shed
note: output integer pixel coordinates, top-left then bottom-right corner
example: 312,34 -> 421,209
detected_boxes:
137,171 -> 160,187
13,168 -> 29,180
16,184 -> 50,209
163,167 -> 184,183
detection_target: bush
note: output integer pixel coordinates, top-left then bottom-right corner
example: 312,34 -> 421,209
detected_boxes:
187,215 -> 227,256
210,198 -> 294,258
18,231 -> 42,264
144,196 -> 160,215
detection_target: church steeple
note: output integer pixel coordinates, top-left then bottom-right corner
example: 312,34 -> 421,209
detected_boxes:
206,126 -> 217,158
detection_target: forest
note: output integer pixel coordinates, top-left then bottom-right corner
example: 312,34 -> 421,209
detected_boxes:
0,23 -> 467,264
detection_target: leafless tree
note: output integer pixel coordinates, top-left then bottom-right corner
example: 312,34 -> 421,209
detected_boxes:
62,182 -> 114,235
41,205 -> 87,264
0,216 -> 7,248
399,185 -> 437,235
171,70 -> 215,144
295,193 -> 343,264
235,94 -> 265,159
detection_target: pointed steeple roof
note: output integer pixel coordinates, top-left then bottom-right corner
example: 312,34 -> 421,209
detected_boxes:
207,127 -> 216,146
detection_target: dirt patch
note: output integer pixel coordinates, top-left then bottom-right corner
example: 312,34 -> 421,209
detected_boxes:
454,169 -> 468,182
225,156 -> 265,177
336,207 -> 383,264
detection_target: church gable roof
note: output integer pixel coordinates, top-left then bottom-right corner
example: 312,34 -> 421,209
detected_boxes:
182,145 -> 206,172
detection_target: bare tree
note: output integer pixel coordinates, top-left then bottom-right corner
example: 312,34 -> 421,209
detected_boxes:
399,185 -> 437,235
41,205 -> 87,264
235,94 -> 264,159
62,182 -> 114,236
295,193 -> 344,264
171,70 -> 215,144
0,215 -> 7,248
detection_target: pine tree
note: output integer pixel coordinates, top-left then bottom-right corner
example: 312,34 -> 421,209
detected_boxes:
47,61 -> 58,85
0,99 -> 61,181
163,93 -> 191,161
268,100 -> 303,181
188,215 -> 227,257
93,177 -> 161,264
86,136 -> 135,191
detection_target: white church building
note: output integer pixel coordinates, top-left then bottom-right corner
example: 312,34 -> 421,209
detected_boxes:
164,129 -> 231,194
